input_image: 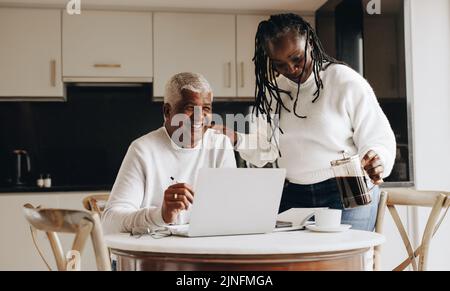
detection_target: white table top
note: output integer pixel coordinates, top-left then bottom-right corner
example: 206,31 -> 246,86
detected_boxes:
105,230 -> 385,255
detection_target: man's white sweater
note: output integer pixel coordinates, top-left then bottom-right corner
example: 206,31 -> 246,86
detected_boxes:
237,64 -> 396,184
102,127 -> 236,234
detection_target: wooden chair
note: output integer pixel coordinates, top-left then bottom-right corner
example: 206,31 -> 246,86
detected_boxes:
82,194 -> 113,265
373,190 -> 388,270
23,204 -> 111,271
374,188 -> 450,271
82,194 -> 109,214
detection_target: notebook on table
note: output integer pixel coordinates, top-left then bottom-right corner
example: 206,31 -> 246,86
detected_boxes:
274,208 -> 328,232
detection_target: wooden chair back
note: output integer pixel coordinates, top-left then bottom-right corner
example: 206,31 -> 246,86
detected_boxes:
82,194 -> 109,214
374,188 -> 450,271
23,204 -> 111,271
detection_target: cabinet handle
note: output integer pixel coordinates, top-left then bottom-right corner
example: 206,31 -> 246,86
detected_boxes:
50,60 -> 56,87
93,64 -> 122,68
240,62 -> 245,88
227,62 -> 232,88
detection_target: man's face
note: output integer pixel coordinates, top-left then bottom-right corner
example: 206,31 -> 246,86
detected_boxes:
164,89 -> 213,148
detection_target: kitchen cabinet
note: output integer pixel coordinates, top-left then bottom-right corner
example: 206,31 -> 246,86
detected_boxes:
154,13 -> 314,99
63,11 -> 153,82
236,15 -> 268,98
364,15 -> 406,99
0,193 -> 57,270
153,12 -> 236,98
0,191 -> 108,270
0,8 -> 63,98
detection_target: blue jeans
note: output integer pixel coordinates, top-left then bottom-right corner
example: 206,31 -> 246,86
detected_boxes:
279,178 -> 380,231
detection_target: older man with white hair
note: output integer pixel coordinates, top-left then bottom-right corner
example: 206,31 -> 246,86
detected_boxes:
102,72 -> 236,234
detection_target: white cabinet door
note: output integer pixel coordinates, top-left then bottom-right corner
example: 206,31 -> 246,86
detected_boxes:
0,8 -> 63,98
154,13 -> 236,98
63,11 -> 152,80
236,15 -> 268,98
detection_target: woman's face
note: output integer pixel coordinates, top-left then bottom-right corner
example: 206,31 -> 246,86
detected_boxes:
266,31 -> 313,84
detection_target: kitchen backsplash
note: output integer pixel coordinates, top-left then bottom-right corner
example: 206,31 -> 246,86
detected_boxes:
0,84 -> 410,189
0,85 -> 252,189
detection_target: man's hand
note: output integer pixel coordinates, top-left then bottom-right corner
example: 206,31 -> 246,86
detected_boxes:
361,150 -> 384,185
161,183 -> 194,224
210,124 -> 238,147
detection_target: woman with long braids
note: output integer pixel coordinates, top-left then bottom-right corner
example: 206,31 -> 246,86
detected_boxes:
217,13 -> 396,231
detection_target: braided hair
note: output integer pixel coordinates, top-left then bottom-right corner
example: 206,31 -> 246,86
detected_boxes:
253,13 -> 344,126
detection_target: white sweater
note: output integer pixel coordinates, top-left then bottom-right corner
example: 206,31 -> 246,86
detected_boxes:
102,127 -> 236,234
237,64 -> 396,184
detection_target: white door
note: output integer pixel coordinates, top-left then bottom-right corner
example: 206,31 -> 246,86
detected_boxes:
0,8 -> 63,98
236,15 -> 269,98
153,12 -> 236,98
63,11 -> 153,80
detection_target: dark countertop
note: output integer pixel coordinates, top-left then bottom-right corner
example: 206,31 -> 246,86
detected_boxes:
0,185 -> 111,193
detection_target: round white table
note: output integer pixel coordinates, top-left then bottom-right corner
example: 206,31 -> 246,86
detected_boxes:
105,230 -> 385,271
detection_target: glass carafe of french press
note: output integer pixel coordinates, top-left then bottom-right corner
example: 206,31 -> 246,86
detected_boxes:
331,151 -> 372,209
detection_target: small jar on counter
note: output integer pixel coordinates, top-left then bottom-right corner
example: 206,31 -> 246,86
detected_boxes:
44,174 -> 52,188
36,174 -> 44,188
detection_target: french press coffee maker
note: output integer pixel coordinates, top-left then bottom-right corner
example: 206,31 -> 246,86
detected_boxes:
330,151 -> 373,209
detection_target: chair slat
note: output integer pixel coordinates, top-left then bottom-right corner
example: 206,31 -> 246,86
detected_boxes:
418,193 -> 447,270
383,188 -> 448,207
375,189 -> 449,271
23,204 -> 111,271
388,205 -> 418,271
82,194 -> 109,214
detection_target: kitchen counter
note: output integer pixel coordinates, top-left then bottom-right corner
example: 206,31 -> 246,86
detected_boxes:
0,185 -> 111,193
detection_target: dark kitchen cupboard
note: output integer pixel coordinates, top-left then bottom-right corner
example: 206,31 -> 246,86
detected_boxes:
316,0 -> 412,184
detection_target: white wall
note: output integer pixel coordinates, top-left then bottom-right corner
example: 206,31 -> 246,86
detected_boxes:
406,0 -> 450,270
408,0 -> 450,191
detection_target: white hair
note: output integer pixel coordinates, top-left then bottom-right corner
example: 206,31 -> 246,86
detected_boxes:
164,72 -> 213,106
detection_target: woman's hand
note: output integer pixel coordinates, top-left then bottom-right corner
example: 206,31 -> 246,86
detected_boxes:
361,150 -> 384,185
162,183 -> 194,224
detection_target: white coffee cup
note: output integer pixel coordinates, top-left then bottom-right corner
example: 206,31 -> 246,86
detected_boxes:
314,209 -> 342,228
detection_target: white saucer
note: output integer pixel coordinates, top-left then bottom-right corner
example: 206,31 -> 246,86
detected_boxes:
306,224 -> 352,233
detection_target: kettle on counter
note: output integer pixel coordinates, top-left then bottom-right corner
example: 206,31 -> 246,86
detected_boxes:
10,150 -> 31,186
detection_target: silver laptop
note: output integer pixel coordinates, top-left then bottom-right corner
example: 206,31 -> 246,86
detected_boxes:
168,168 -> 286,237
